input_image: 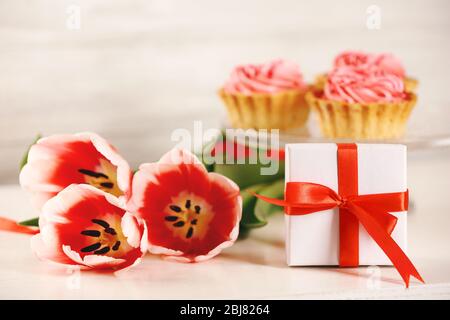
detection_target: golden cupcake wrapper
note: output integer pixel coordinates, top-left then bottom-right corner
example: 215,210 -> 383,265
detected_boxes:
314,73 -> 418,93
218,88 -> 310,130
404,77 -> 418,93
305,90 -> 417,140
314,73 -> 328,91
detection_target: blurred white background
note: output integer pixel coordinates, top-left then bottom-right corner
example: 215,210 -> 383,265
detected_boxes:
1,0 -> 449,183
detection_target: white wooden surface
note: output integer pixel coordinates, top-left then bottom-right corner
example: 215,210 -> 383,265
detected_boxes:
1,147 -> 450,299
1,0 -> 450,183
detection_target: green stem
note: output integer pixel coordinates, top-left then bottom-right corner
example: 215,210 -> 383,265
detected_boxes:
18,217 -> 39,227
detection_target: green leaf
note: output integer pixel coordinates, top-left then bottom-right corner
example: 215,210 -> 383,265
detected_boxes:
237,225 -> 252,240
254,179 -> 285,219
205,133 -> 284,189
18,217 -> 39,227
240,183 -> 269,229
19,134 -> 42,171
239,178 -> 284,231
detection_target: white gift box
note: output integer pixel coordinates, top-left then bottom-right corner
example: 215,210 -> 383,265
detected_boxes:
285,143 -> 407,266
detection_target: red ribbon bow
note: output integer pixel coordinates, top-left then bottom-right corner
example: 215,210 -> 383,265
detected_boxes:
253,143 -> 424,287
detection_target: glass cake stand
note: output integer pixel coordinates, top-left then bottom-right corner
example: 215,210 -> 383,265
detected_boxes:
220,102 -> 450,151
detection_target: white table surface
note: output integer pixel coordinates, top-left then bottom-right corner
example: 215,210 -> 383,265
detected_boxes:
1,147 -> 450,300
2,0 -> 450,183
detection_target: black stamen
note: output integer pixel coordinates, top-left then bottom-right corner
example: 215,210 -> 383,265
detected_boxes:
94,246 -> 110,255
112,241 -> 121,251
165,216 -> 178,222
100,182 -> 114,189
104,227 -> 117,235
169,205 -> 182,213
81,230 -> 101,237
191,219 -> 198,225
81,242 -> 101,252
92,219 -> 109,228
173,221 -> 185,227
78,169 -> 108,179
194,205 -> 201,214
185,200 -> 191,209
186,227 -> 194,239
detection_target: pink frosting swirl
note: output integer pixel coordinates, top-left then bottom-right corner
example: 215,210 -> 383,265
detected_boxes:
324,66 -> 406,104
372,54 -> 406,78
334,51 -> 406,78
223,59 -> 306,95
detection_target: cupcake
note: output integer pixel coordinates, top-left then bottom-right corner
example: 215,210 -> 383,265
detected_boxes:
306,65 -> 417,139
218,59 -> 309,130
315,51 -> 417,92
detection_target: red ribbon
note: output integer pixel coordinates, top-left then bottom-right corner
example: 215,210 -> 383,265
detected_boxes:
253,143 -> 424,287
0,217 -> 38,235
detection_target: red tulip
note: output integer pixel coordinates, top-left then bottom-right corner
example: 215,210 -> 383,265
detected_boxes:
129,148 -> 242,262
20,132 -> 131,210
31,184 -> 147,271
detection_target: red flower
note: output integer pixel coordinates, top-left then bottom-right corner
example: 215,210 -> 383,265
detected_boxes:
20,132 -> 131,210
129,148 -> 242,262
31,184 -> 147,271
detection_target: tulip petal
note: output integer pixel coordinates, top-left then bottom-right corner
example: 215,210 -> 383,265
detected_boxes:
31,232 -> 76,265
121,212 -> 141,249
63,245 -> 126,268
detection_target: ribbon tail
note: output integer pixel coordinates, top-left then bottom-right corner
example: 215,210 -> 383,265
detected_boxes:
247,190 -> 290,207
249,188 -> 338,215
347,203 -> 424,287
0,216 -> 39,235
